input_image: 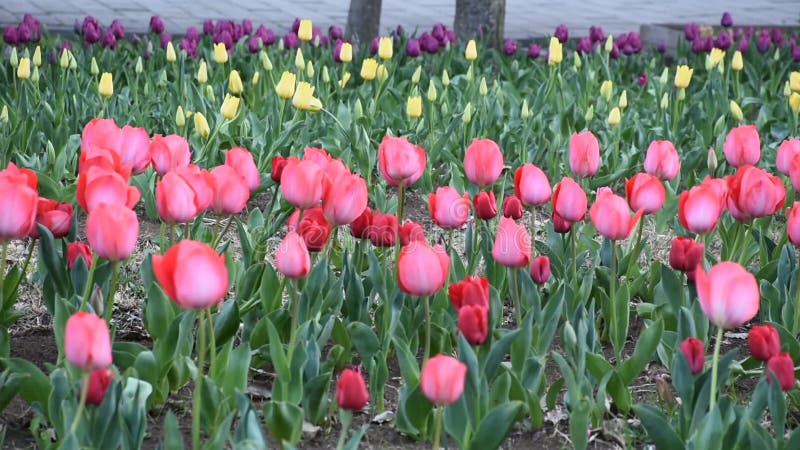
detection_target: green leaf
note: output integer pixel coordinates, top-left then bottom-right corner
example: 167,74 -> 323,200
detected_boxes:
222,344 -> 251,398
265,318 -> 290,381
632,404 -> 684,450
213,299 -> 241,347
234,392 -> 267,449
263,400 -> 304,445
144,283 -> 175,340
0,358 -> 51,416
619,319 -> 663,384
162,411 -> 185,450
483,328 -> 520,381
466,400 -> 522,450
347,322 -> 380,362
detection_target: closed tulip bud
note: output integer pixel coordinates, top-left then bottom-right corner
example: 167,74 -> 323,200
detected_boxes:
600,80 -> 613,101
32,46 -> 41,67
409,65 -> 422,85
659,67 -> 669,86
60,49 -> 70,69
295,48 -> 305,70
252,71 -> 260,86
321,66 -> 329,83
749,324 -> 781,361
730,100 -> 743,121
573,51 -> 582,69
608,107 -> 621,126
378,36 -> 393,59
1,106 -> 7,124
377,64 -> 388,81
767,353 -> 796,391
619,90 -> 628,109
17,57 -> 31,80
785,81 -> 793,97
660,92 -> 669,109
204,84 -> 215,102
134,56 -> 143,74
679,337 -> 705,374
336,368 -> 369,411
530,255 -> 551,285
717,59 -> 725,75
605,34 -> 614,53
98,72 -> 113,97
548,36 -> 563,64
732,50 -> 743,71
442,69 -> 450,87
9,48 -> 18,67
464,39 -> 478,61
479,77 -> 488,96
220,94 -> 240,119
472,191 -> 498,220
306,60 -> 314,78
229,70 -> 243,94
65,312 -> 112,371
584,104 -> 594,122
275,71 -> 296,99
774,48 -> 781,61
420,355 -> 467,405
669,236 -> 704,279
152,240 -> 229,309
69,52 -> 77,70
213,43 -> 228,64
339,71 -> 351,88
427,80 -> 437,102
407,96 -> 422,118
502,196 -> 523,220
521,99 -> 531,119
292,82 -> 323,111
260,51 -> 273,71
360,58 -> 378,80
194,112 -> 210,138
166,41 -> 177,62
30,67 -> 39,83
458,305 -> 488,345
563,322 -> 577,349
339,42 -> 353,63
462,102 -> 473,124
790,93 -> 800,114
674,65 -> 693,89
696,261 -> 759,329
298,19 -> 312,41
397,241 -> 450,296
175,106 -> 186,127
354,98 -> 363,119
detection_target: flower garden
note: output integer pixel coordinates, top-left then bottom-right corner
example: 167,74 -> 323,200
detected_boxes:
2,10 -> 800,449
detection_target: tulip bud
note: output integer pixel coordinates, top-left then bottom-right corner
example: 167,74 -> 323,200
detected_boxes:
441,102 -> 449,115
221,94 -> 240,119
175,105 -> 186,127
275,71 -> 296,99
785,81 -> 793,97
213,43 -> 228,64
1,105 -> 8,124
411,65 -> 422,84
732,51 -> 743,71
194,112 -> 210,138
98,72 -> 113,97
660,92 -> 669,109
521,99 -> 531,119
33,46 -> 42,67
707,147 -> 718,172
69,52 -> 77,70
465,39 -> 478,61
442,69 -> 451,87
252,71 -> 260,86
462,102 -> 473,124
321,66 -> 329,84
89,57 -> 100,76
479,77 -> 488,96
427,80 -> 437,102
204,84 -> 215,102
730,100 -> 743,121
306,60 -> 314,78
354,99 -> 363,120
774,47 -> 781,61
407,96 -> 422,118
378,36 -> 393,60
659,67 -> 669,86
466,64 -> 474,81
573,51 -> 582,69
9,48 -> 18,67
157,69 -> 168,87
60,49 -> 69,69
618,90 -> 628,109
339,42 -> 353,63
134,56 -> 143,74
229,70 -> 243,94
377,64 -> 388,81
790,93 -> 800,114
674,65 -> 693,89
563,322 -> 577,348
166,41 -> 177,62
260,51 -> 273,71
608,107 -> 621,126
298,19 -> 313,41
295,48 -> 305,70
548,36 -> 563,64
604,35 -> 614,53
360,58 -> 378,80
677,88 -> 686,101
717,59 -> 725,75
600,80 -> 613,101
582,104 -> 594,122
339,72 -> 351,88
530,255 -> 551,285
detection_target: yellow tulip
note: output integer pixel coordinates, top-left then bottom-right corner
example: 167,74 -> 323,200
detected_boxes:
275,71 -> 296,99
479,77 -> 488,96
378,37 -> 393,60
674,65 -> 693,89
427,80 -> 437,102
322,66 -> 330,83
166,41 -> 177,63
292,82 -> 322,111
600,80 -> 613,101
548,37 -> 562,65
59,49 -> 70,69
791,71 -> 800,93
339,71 -> 351,88
339,43 -> 353,63
730,100 -> 743,120
604,35 -> 614,53
260,51 -> 273,71
785,81 -> 792,97
377,64 -> 388,81
732,51 -> 743,72
194,112 -> 210,138
790,93 -> 800,114
708,48 -> 724,69
220,94 -> 241,119
442,69 -> 450,86
98,72 -> 113,97
608,107 -> 621,126
197,60 -> 208,84
176,106 -> 186,127
306,61 -> 315,78
213,43 -> 228,64
252,71 -> 260,86
228,70 -> 243,94
407,96 -> 422,118
465,39 -> 477,61
298,19 -> 313,41
361,58 -> 378,80
618,90 -> 628,109
33,46 -> 41,67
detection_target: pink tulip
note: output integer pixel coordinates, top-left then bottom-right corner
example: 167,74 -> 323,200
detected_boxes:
643,140 -> 680,181
210,165 -> 250,215
275,231 -> 311,278
119,125 -> 152,174
77,167 -> 141,213
32,198 -> 73,239
429,186 -> 470,229
530,255 -> 551,284
86,368 -> 115,405
552,177 -> 587,222
625,173 -> 666,215
0,162 -> 37,190
78,146 -> 132,181
463,138 -> 503,186
569,131 -> 600,178
156,166 -> 214,223
322,172 -> 368,225
280,158 -> 324,209
492,216 -> 531,267
725,165 -> 785,221
86,203 -> 139,261
81,118 -> 122,155
0,178 -> 38,240
776,139 -> 800,175
397,241 -> 450,296
152,240 -> 229,309
65,311 -> 112,370
67,242 -> 93,270
695,261 -> 759,329
225,147 -> 261,191
150,134 -> 191,176
590,187 -> 643,240
302,146 -> 332,168
514,163 -> 551,206
420,354 -> 467,405
787,202 -> 800,247
678,178 -> 727,234
378,136 -> 427,186
722,124 -> 760,167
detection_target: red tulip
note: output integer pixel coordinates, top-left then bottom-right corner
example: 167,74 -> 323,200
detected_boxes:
643,140 -> 680,181
668,236 -> 705,281
85,203 -> 139,262
271,155 -> 289,183
368,212 -> 398,247
695,261 -> 759,329
280,158 -> 324,209
463,138 -> 503,186
225,147 -> 260,191
678,178 -> 726,234
86,367 -> 115,405
288,207 -> 332,252
420,354 -> 467,405
590,187 -> 643,240
275,231 -> 311,279
766,353 -> 796,391
530,255 -> 551,284
81,118 -> 122,156
399,220 -> 425,246
210,165 -> 250,215
492,216 -> 531,268
152,240 -> 229,309
725,165 -> 785,221
77,167 -> 141,213
569,131 -> 600,178
749,324 -> 781,362
378,136 -> 427,187
322,172 -> 368,226
119,125 -> 152,174
0,178 -> 38,240
514,163 -> 551,206
458,305 -> 488,345
350,207 -> 372,239
65,311 -> 111,370
787,202 -> 800,247
626,173 -> 666,215
67,242 -> 93,270
429,186 -> 470,229
552,210 -> 572,234
473,191 -> 498,220
679,337 -> 705,374
449,276 -> 489,310
552,177 -> 587,222
32,198 -> 73,239
397,242 -> 450,297
502,195 -> 523,220
156,165 -> 213,223
723,125 -> 760,167
776,139 -> 800,175
150,134 -> 191,176
336,368 -> 369,411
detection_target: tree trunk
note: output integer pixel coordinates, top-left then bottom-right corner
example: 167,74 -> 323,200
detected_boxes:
346,0 -> 383,46
454,0 -> 506,49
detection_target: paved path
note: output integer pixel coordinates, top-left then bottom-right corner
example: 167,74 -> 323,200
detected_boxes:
2,0 -> 798,39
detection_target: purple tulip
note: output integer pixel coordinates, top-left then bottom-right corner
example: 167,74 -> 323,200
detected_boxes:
721,12 -> 733,28
554,24 -> 568,43
180,38 -> 198,57
283,31 -> 299,49
332,40 -> 343,62
215,20 -> 232,36
627,32 -> 642,53
432,23 -> 446,44
23,14 -> 41,41
657,40 -> 666,54
589,26 -> 604,44
247,36 -> 261,53
329,25 -> 343,41
637,72 -> 648,86
242,19 -> 253,35
420,32 -> 439,53
771,27 -> 783,45
704,36 -> 714,52
576,37 -> 591,54
370,36 -> 380,55
203,20 -> 214,35
792,43 -> 800,62
291,18 -> 300,33
109,19 -> 125,39
101,31 -> 117,49
684,23 -> 700,42
149,15 -> 165,34
47,49 -> 58,65
757,32 -> 771,53
503,38 -> 518,55
2,26 -> 17,45
256,26 -> 275,45
185,27 -> 199,42
16,23 -> 32,43
82,18 -> 101,44
160,32 -> 172,50
406,38 -> 421,57
527,43 -> 540,59
61,41 -> 72,51
738,37 -> 749,52
609,43 -> 620,58
715,31 -> 732,50
215,30 -> 232,49
733,28 -> 743,41
232,23 -> 244,42
445,30 -> 456,43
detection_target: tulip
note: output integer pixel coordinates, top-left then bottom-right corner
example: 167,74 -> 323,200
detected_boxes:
150,134 -> 191,176
502,196 -> 523,220
793,93 -> 800,114
776,139 -> 800,175
274,231 -> 311,278
643,140 -> 680,181
464,138 -> 503,187
193,112 -> 210,138
67,242 -> 93,270
378,36 -> 393,60
607,107 -> 621,126
33,198 -> 73,239
548,37 -> 562,64
723,125 -> 760,167
590,187 -> 643,240
118,126 -> 151,174
787,202 -> 800,247
429,187 -> 470,229
225,147 -> 260,192
289,207 -> 331,252
473,191 -> 498,220
626,173 -> 666,215
600,80 -> 613,101
297,19 -> 312,41
378,136 -> 427,187
464,39 -> 478,61
228,70 -> 243,95
213,42 -> 228,64
336,368 -> 369,410
696,261 -> 759,329
165,41 -> 177,62
406,96 -> 422,118
492,216 -> 531,268
275,71 -> 296,99
749,324 -> 781,362
679,337 -> 705,374
399,220 -> 425,246
197,60 -> 208,84
292,82 -> 322,111
209,165 -> 249,215
280,159 -> 324,209
152,240 -> 229,309
0,179 -> 38,240
65,312 -> 112,370
349,207 -> 372,239
725,165 -> 785,221
339,42 -> 353,63
791,71 -> 800,92
449,276 -> 489,310
514,164 -> 551,206
77,167 -> 140,213
360,58 -> 378,80
668,236 -> 705,280
420,354 -> 467,405
458,305 -> 488,345
86,368 -> 114,405
552,210 -> 572,233
552,177 -> 588,222
530,255 -> 551,285
674,65 -> 693,89
98,72 -> 113,97
678,179 -> 726,234
569,131 -> 600,178
767,353 -> 796,391
86,203 -> 138,262
17,57 -> 31,79
397,241 -> 450,297
156,166 -> 213,223
322,172 -> 368,226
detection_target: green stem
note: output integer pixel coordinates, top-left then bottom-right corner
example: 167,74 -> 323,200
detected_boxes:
610,240 -> 618,359
212,215 -> 235,250
432,406 -> 444,450
211,216 -> 221,245
103,261 -> 121,323
206,308 -> 217,378
737,222 -> 752,265
184,222 -> 191,241
168,224 -> 176,248
79,254 -> 99,311
571,228 -> 579,284
289,279 -> 299,359
511,268 -> 522,325
69,372 -> 90,434
192,311 -> 207,450
794,261 -> 800,334
424,295 -> 431,363
336,409 -> 353,450
0,240 -> 8,286
709,326 -> 724,411
8,239 -> 36,296
529,206 -> 537,257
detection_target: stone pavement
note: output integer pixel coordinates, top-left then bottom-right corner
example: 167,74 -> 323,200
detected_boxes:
2,0 -> 798,39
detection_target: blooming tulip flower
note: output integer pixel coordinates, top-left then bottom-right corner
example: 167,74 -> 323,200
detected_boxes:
530,255 -> 551,285
668,236 -> 705,280
767,353 -> 796,391
224,147 -> 260,192
492,216 -> 531,268
32,198 -> 73,239
397,242 -> 450,297
280,158 -> 324,209
77,167 -> 141,213
679,337 -> 705,374
514,164 -> 551,207
152,240 -> 229,309
368,212 -> 398,247
458,305 -> 488,345
723,125 -> 760,167
0,178 -> 38,240
350,207 -> 372,240
449,276 -> 489,310
472,191 -> 498,220
156,166 -> 213,223
429,186 -> 470,229
150,134 -> 191,176
590,187 -> 643,240
695,261 -> 759,329
86,203 -> 138,262
643,140 -> 680,181
399,220 -> 425,246
65,311 -> 112,370
420,354 -> 467,405
209,165 -> 250,215
0,162 -> 38,190
378,136 -> 427,187
749,324 -> 781,362
569,131 -> 600,178
678,178 -> 727,234
776,139 -> 800,175
464,138 -> 503,187
322,173 -> 368,226
674,65 -> 693,89
67,242 -> 93,270
336,368 -> 369,410
552,177 -> 587,222
288,207 -> 332,252
626,173 -> 666,215
275,232 -> 311,279
725,165 -> 785,221
502,196 -> 523,220
119,125 -> 152,174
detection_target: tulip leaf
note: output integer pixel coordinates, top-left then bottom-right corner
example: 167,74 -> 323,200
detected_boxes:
263,400 -> 304,445
347,322 -> 380,363
632,404 -> 684,450
213,299 -> 241,347
619,319 -> 663,384
234,392 -> 267,449
144,283 -> 174,340
265,318 -> 290,381
162,411 -> 185,450
466,400 -> 523,450
0,358 -> 51,417
483,328 -> 520,381
36,224 -> 68,297
767,373 -> 786,438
